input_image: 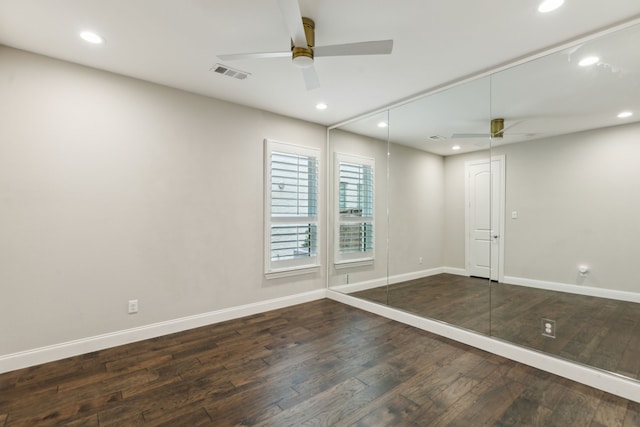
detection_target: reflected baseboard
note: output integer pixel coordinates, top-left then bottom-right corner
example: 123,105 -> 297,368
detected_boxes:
503,276 -> 640,303
326,289 -> 640,404
330,266 -> 468,294
443,266 -> 467,276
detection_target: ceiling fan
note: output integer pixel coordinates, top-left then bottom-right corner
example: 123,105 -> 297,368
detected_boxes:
451,118 -> 536,139
217,0 -> 394,90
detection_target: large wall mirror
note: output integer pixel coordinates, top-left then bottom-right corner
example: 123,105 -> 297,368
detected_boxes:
329,21 -> 640,381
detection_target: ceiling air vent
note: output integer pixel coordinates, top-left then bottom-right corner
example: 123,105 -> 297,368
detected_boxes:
428,135 -> 447,141
210,63 -> 251,80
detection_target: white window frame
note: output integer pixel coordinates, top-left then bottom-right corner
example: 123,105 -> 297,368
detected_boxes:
334,152 -> 375,267
264,139 -> 321,278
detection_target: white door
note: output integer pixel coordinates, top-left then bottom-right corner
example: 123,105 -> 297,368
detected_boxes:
466,157 -> 504,281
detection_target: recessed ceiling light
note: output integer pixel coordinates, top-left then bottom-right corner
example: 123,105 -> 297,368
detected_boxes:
80,31 -> 104,44
538,0 -> 564,13
617,111 -> 633,118
315,102 -> 328,110
377,121 -> 388,128
452,145 -> 461,151
578,56 -> 600,67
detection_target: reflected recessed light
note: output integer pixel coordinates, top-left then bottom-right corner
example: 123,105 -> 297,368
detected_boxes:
80,31 -> 104,44
452,145 -> 461,151
377,121 -> 388,128
617,111 -> 633,119
538,0 -> 564,13
315,102 -> 328,110
578,56 -> 599,67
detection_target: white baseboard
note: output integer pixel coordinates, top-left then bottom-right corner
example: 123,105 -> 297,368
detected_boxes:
330,267 -> 447,294
330,266 -> 469,294
503,276 -> 640,303
388,267 -> 445,285
327,290 -> 640,404
329,276 -> 388,294
0,289 -> 327,374
443,266 -> 467,276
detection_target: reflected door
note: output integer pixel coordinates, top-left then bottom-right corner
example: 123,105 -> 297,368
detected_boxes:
466,158 -> 503,280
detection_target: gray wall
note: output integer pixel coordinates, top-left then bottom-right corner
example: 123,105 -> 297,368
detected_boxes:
494,122 -> 640,293
0,46 -> 326,355
388,142 -> 444,276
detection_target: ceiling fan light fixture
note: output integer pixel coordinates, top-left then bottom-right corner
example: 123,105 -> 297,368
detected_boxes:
292,48 -> 314,68
538,0 -> 564,13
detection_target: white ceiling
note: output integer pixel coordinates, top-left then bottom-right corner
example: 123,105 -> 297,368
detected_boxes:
339,19 -> 640,155
1,1 -> 640,128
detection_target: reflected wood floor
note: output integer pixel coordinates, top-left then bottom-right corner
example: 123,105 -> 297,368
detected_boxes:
1,299 -> 639,426
352,275 -> 491,335
351,274 -> 640,381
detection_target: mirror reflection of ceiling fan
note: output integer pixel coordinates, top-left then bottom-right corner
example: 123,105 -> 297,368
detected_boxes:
451,118 -> 536,139
217,0 -> 394,90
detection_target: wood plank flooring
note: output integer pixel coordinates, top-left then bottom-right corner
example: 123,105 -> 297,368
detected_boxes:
1,299 -> 639,426
351,274 -> 640,381
352,275 -> 491,335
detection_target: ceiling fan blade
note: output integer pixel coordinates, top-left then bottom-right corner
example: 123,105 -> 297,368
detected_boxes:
301,66 -> 320,90
217,51 -> 291,61
495,119 -> 523,135
452,133 -> 490,139
277,0 -> 308,47
314,40 -> 393,57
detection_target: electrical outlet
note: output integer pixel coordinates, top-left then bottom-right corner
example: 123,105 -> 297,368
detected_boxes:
541,318 -> 556,338
128,299 -> 138,314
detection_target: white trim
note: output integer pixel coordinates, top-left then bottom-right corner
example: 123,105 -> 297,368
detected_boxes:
503,276 -> 640,304
330,267 -> 445,294
327,290 -> 640,404
494,155 -> 506,283
264,138 -> 321,276
464,156 -> 506,281
334,259 -> 374,269
330,276 -> 387,293
265,265 -> 320,280
334,152 -> 375,265
0,289 -> 327,374
388,267 -> 444,285
443,266 -> 468,276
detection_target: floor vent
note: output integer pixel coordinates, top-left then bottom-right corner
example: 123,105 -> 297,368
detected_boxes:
210,63 -> 251,80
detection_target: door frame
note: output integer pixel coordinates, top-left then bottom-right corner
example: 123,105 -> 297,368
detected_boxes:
464,155 -> 505,282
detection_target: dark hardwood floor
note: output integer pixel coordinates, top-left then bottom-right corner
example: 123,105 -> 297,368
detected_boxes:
351,274 -> 640,381
1,299 -> 639,426
352,275 -> 491,335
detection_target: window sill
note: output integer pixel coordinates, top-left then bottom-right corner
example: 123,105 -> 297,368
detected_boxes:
265,265 -> 321,280
334,259 -> 374,269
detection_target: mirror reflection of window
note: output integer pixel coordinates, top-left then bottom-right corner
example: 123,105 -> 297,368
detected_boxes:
335,154 -> 374,264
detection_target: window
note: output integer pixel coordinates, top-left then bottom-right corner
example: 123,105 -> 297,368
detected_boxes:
335,153 -> 374,265
265,139 -> 320,277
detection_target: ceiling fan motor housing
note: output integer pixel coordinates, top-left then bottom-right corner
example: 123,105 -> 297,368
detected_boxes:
491,118 -> 504,138
292,17 -> 315,68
